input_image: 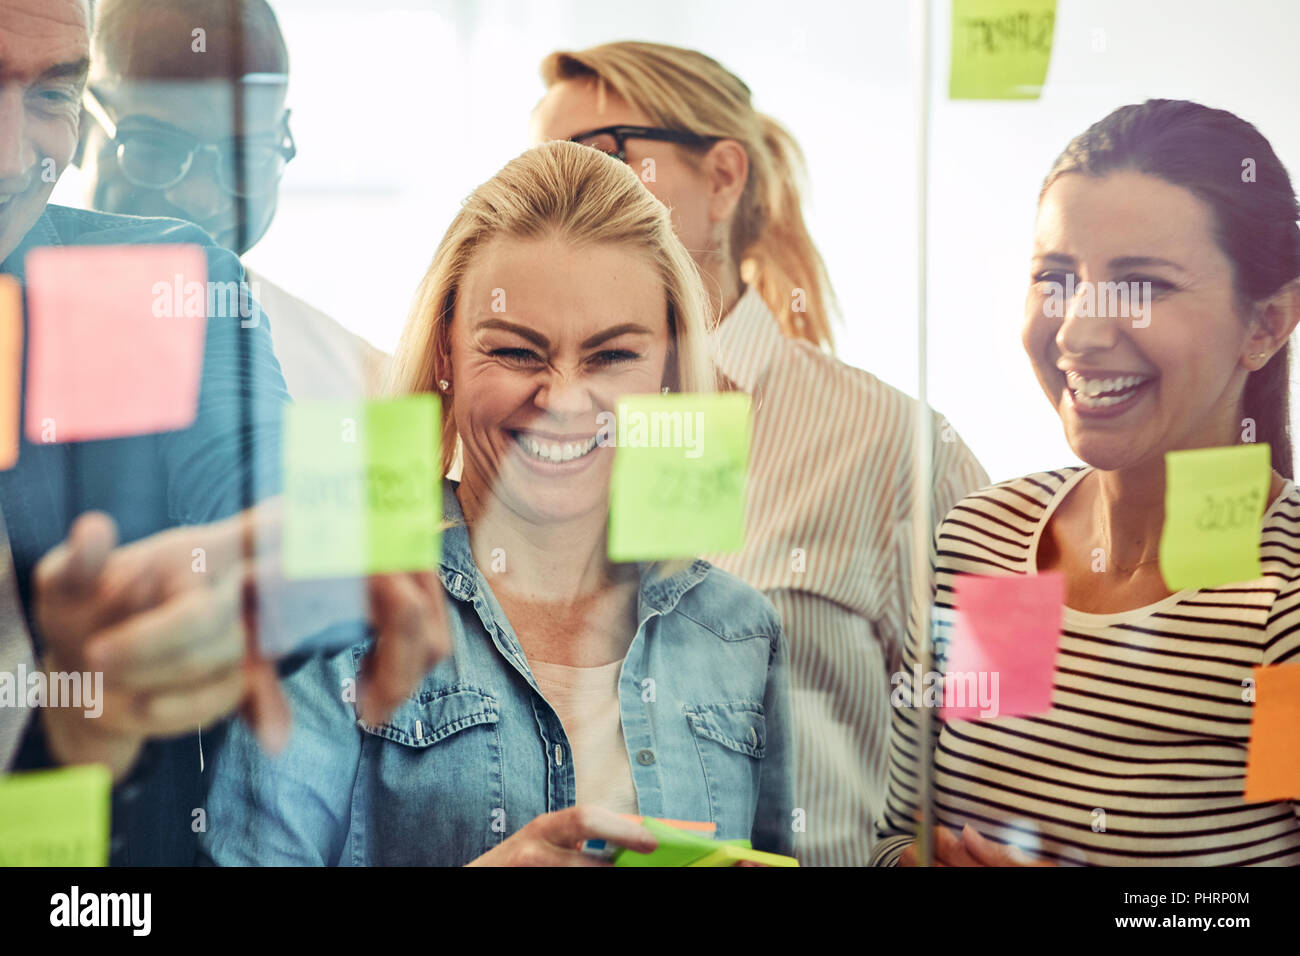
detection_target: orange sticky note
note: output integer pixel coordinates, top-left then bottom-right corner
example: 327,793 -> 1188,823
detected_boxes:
0,275 -> 20,469
24,245 -> 208,443
1243,662 -> 1300,802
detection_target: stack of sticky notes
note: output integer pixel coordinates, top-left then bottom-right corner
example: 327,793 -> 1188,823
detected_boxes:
587,817 -> 798,867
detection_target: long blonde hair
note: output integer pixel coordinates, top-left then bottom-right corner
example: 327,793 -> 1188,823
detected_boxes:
387,139 -> 718,478
541,41 -> 837,350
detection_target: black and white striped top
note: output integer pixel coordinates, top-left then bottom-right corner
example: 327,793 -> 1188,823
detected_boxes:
871,466 -> 1300,866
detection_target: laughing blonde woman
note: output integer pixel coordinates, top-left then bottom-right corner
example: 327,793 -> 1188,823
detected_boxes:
201,140 -> 794,866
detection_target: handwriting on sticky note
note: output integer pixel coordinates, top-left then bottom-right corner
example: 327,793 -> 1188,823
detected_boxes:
940,572 -> 1062,721
24,244 -> 208,443
0,765 -> 110,866
607,393 -> 750,562
0,275 -> 20,469
1243,662 -> 1300,803
1160,444 -> 1270,590
949,0 -> 1056,100
283,395 -> 440,579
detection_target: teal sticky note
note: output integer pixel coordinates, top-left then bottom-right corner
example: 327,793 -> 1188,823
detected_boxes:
607,392 -> 750,562
283,395 -> 440,579
949,0 -> 1056,100
1159,444 -> 1271,590
0,765 -> 111,866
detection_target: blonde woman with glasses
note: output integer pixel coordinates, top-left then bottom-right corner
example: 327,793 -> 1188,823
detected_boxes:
201,140 -> 794,866
533,41 -> 989,865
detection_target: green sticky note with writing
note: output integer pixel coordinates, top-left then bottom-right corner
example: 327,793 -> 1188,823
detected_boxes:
1159,444 -> 1270,590
0,765 -> 110,866
284,395 -> 440,579
949,0 -> 1056,100
607,393 -> 750,562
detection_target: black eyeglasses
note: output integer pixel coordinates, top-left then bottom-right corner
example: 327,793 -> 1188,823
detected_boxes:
568,125 -> 720,164
82,84 -> 296,198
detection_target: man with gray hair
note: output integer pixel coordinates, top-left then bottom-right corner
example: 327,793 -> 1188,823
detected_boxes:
0,0 -> 447,866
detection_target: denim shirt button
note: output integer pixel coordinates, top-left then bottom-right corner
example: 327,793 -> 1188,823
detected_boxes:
636,749 -> 655,766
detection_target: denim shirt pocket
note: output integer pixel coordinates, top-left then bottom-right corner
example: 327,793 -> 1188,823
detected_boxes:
362,688 -> 500,746
356,686 -> 504,865
683,701 -> 766,839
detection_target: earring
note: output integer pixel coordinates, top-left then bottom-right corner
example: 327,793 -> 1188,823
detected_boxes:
1253,353 -> 1268,365
438,379 -> 450,391
661,386 -> 670,394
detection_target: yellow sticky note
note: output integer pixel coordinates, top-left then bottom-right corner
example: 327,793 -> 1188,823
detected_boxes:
0,765 -> 111,866
688,844 -> 800,867
1243,663 -> 1300,803
0,275 -> 20,470
607,393 -> 750,562
949,0 -> 1056,100
283,395 -> 440,579
1159,444 -> 1270,590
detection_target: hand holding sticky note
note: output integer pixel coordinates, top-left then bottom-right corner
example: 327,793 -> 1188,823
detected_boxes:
24,244 -> 208,443
610,818 -> 799,867
949,0 -> 1056,100
1159,444 -> 1271,590
283,395 -> 440,579
607,392 -> 750,562
941,572 -> 1063,721
1243,662 -> 1300,803
0,765 -> 110,866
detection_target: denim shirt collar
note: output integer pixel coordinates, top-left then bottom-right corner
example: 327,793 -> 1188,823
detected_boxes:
436,479 -> 711,624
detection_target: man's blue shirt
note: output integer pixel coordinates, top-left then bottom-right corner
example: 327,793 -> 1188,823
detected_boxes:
4,204 -> 290,865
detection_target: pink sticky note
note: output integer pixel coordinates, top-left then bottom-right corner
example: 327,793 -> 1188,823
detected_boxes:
941,572 -> 1063,721
24,245 -> 208,443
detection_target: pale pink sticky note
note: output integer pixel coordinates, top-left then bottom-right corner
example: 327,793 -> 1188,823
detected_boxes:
940,572 -> 1064,721
24,245 -> 208,443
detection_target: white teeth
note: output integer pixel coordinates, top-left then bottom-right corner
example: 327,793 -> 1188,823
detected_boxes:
1066,371 -> 1151,408
515,432 -> 598,463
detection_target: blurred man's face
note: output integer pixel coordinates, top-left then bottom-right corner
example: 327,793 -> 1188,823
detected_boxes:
0,0 -> 90,264
79,75 -> 288,254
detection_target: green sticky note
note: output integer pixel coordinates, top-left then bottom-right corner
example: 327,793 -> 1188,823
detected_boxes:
284,395 -> 440,579
614,818 -> 720,867
1160,444 -> 1270,590
949,0 -> 1056,100
0,765 -> 110,866
607,393 -> 750,562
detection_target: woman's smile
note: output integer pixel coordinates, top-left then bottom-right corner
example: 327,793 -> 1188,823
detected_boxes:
507,427 -> 605,474
1060,368 -> 1158,419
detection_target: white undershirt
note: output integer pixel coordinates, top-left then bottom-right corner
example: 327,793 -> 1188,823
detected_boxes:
529,658 -> 639,815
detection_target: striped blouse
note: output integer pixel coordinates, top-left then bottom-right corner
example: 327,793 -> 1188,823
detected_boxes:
707,287 -> 989,866
871,466 -> 1300,866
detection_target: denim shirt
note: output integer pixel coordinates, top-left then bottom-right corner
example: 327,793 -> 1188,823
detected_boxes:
203,480 -> 795,866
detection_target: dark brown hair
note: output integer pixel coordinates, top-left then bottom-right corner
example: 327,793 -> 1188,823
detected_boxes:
1041,99 -> 1300,477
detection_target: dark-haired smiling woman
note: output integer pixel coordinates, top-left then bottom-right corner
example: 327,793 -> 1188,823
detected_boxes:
873,100 -> 1300,866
